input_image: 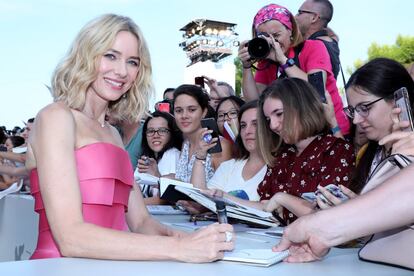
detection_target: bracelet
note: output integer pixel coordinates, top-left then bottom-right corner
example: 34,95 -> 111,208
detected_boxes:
195,155 -> 206,161
331,125 -> 341,134
242,64 -> 252,69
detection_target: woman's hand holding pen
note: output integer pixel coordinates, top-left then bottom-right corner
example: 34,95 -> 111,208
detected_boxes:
175,223 -> 234,262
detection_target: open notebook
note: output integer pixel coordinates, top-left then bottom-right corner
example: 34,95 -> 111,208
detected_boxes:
222,249 -> 289,267
174,185 -> 280,228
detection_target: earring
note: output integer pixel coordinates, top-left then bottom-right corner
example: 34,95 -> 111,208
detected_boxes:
290,36 -> 293,41
122,94 -> 127,99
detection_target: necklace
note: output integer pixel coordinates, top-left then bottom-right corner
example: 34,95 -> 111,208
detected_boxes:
83,112 -> 107,128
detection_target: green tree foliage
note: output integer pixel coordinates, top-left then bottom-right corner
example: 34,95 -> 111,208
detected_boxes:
234,57 -> 243,97
348,35 -> 414,75
234,57 -> 256,97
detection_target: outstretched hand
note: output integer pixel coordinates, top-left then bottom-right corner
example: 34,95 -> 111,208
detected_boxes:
272,217 -> 330,263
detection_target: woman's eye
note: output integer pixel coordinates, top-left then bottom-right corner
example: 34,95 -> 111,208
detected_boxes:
240,123 -> 246,129
128,59 -> 140,67
104,53 -> 116,60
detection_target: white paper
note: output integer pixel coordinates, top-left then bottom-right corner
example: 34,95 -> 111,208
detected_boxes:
146,205 -> 188,215
223,249 -> 289,267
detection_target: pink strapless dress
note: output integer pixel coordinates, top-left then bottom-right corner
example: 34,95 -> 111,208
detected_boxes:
30,142 -> 133,259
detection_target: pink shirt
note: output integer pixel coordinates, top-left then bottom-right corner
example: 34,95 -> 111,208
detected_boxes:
255,40 -> 350,135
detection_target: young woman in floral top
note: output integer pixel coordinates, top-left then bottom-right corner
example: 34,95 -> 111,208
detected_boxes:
256,78 -> 355,223
173,84 -> 232,187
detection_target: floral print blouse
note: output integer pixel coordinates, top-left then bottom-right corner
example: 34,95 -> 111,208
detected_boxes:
257,134 -> 355,223
175,139 -> 214,183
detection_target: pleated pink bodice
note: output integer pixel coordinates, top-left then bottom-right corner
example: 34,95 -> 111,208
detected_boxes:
30,142 -> 133,259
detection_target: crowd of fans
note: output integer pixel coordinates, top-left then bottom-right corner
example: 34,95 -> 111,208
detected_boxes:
2,0 -> 414,266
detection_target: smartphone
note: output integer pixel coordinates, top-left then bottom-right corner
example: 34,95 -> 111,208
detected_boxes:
194,76 -> 205,88
316,184 -> 349,203
301,192 -> 317,203
200,118 -> 222,154
308,71 -> 326,103
394,87 -> 414,132
157,102 -> 170,113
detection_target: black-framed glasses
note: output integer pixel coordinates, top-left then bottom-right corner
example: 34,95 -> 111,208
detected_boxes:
217,109 -> 238,121
343,97 -> 385,119
146,127 -> 170,137
297,9 -> 318,16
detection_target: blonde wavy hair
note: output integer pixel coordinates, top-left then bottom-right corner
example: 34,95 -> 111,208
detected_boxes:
51,14 -> 154,122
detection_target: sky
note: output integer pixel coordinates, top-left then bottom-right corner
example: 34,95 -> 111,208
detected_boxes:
1,0 -> 413,129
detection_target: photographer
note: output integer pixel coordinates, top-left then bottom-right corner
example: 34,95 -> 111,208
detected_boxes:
238,3 -> 349,135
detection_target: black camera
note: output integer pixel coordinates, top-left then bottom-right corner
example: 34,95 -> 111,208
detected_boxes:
247,37 -> 271,60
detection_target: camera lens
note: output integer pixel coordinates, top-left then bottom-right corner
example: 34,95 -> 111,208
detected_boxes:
247,37 -> 270,59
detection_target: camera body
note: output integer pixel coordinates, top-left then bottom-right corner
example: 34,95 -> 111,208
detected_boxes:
247,33 -> 272,60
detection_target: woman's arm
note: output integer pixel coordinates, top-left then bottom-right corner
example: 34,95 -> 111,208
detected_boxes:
32,103 -> 233,262
0,151 -> 26,163
264,192 -> 315,217
0,164 -> 28,176
126,183 -> 179,236
190,130 -> 231,189
238,40 -> 266,101
274,163 -> 414,262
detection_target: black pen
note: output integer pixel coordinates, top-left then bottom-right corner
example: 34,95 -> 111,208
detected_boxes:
271,211 -> 287,227
215,201 -> 232,242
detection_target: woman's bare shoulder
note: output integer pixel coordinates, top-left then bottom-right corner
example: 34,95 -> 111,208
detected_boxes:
37,102 -> 73,121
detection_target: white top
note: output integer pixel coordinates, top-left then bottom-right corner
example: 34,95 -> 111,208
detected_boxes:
158,147 -> 181,175
135,147 -> 180,198
207,159 -> 266,201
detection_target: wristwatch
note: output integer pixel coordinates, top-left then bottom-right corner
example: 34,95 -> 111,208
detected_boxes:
280,58 -> 295,71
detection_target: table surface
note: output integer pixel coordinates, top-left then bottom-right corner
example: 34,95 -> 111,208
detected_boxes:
0,196 -> 412,276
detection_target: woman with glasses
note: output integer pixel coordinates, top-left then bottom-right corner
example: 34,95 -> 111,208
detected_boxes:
135,111 -> 182,203
315,58 -> 414,207
215,96 -> 245,143
238,3 -> 349,136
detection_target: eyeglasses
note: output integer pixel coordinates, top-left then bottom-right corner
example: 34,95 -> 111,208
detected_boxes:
217,110 -> 238,121
297,9 -> 318,16
343,97 -> 385,119
146,127 -> 170,136
297,9 -> 327,20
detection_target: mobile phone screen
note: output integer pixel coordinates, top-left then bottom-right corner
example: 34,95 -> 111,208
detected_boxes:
194,76 -> 205,88
308,72 -> 326,103
394,87 -> 414,132
200,118 -> 222,153
157,102 -> 170,113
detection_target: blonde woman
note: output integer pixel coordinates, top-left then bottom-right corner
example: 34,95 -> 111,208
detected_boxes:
25,14 -> 233,262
